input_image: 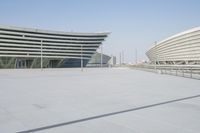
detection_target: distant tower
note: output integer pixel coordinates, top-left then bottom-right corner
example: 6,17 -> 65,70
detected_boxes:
135,48 -> 137,64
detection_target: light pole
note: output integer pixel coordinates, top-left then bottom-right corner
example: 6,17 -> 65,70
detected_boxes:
81,44 -> 83,71
122,50 -> 124,65
100,44 -> 103,67
155,41 -> 157,71
41,40 -> 43,71
119,52 -> 121,67
135,48 -> 137,64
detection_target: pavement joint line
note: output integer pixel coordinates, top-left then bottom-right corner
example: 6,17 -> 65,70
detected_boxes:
17,94 -> 200,133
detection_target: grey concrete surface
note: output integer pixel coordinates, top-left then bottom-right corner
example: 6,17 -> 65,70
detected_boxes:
0,68 -> 200,133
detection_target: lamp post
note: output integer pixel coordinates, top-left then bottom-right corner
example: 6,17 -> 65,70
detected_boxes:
100,44 -> 103,67
155,41 -> 157,71
119,52 -> 121,67
41,40 -> 43,71
81,44 -> 83,71
135,48 -> 137,64
122,50 -> 124,65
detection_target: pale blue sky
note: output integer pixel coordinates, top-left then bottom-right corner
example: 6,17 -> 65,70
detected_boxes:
0,0 -> 200,63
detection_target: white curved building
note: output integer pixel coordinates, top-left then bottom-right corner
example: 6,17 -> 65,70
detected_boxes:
146,27 -> 200,65
0,25 -> 109,68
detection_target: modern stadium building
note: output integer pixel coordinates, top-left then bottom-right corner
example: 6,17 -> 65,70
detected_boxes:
146,27 -> 200,65
0,25 -> 109,68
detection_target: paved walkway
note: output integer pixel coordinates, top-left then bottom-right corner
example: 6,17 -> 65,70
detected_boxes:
0,68 -> 200,133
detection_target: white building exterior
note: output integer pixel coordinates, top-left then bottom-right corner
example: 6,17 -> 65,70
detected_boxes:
146,27 -> 200,65
0,25 -> 109,68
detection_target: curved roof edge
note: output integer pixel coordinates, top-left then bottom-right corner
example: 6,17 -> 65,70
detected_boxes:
157,26 -> 200,44
147,26 -> 200,51
0,25 -> 111,36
